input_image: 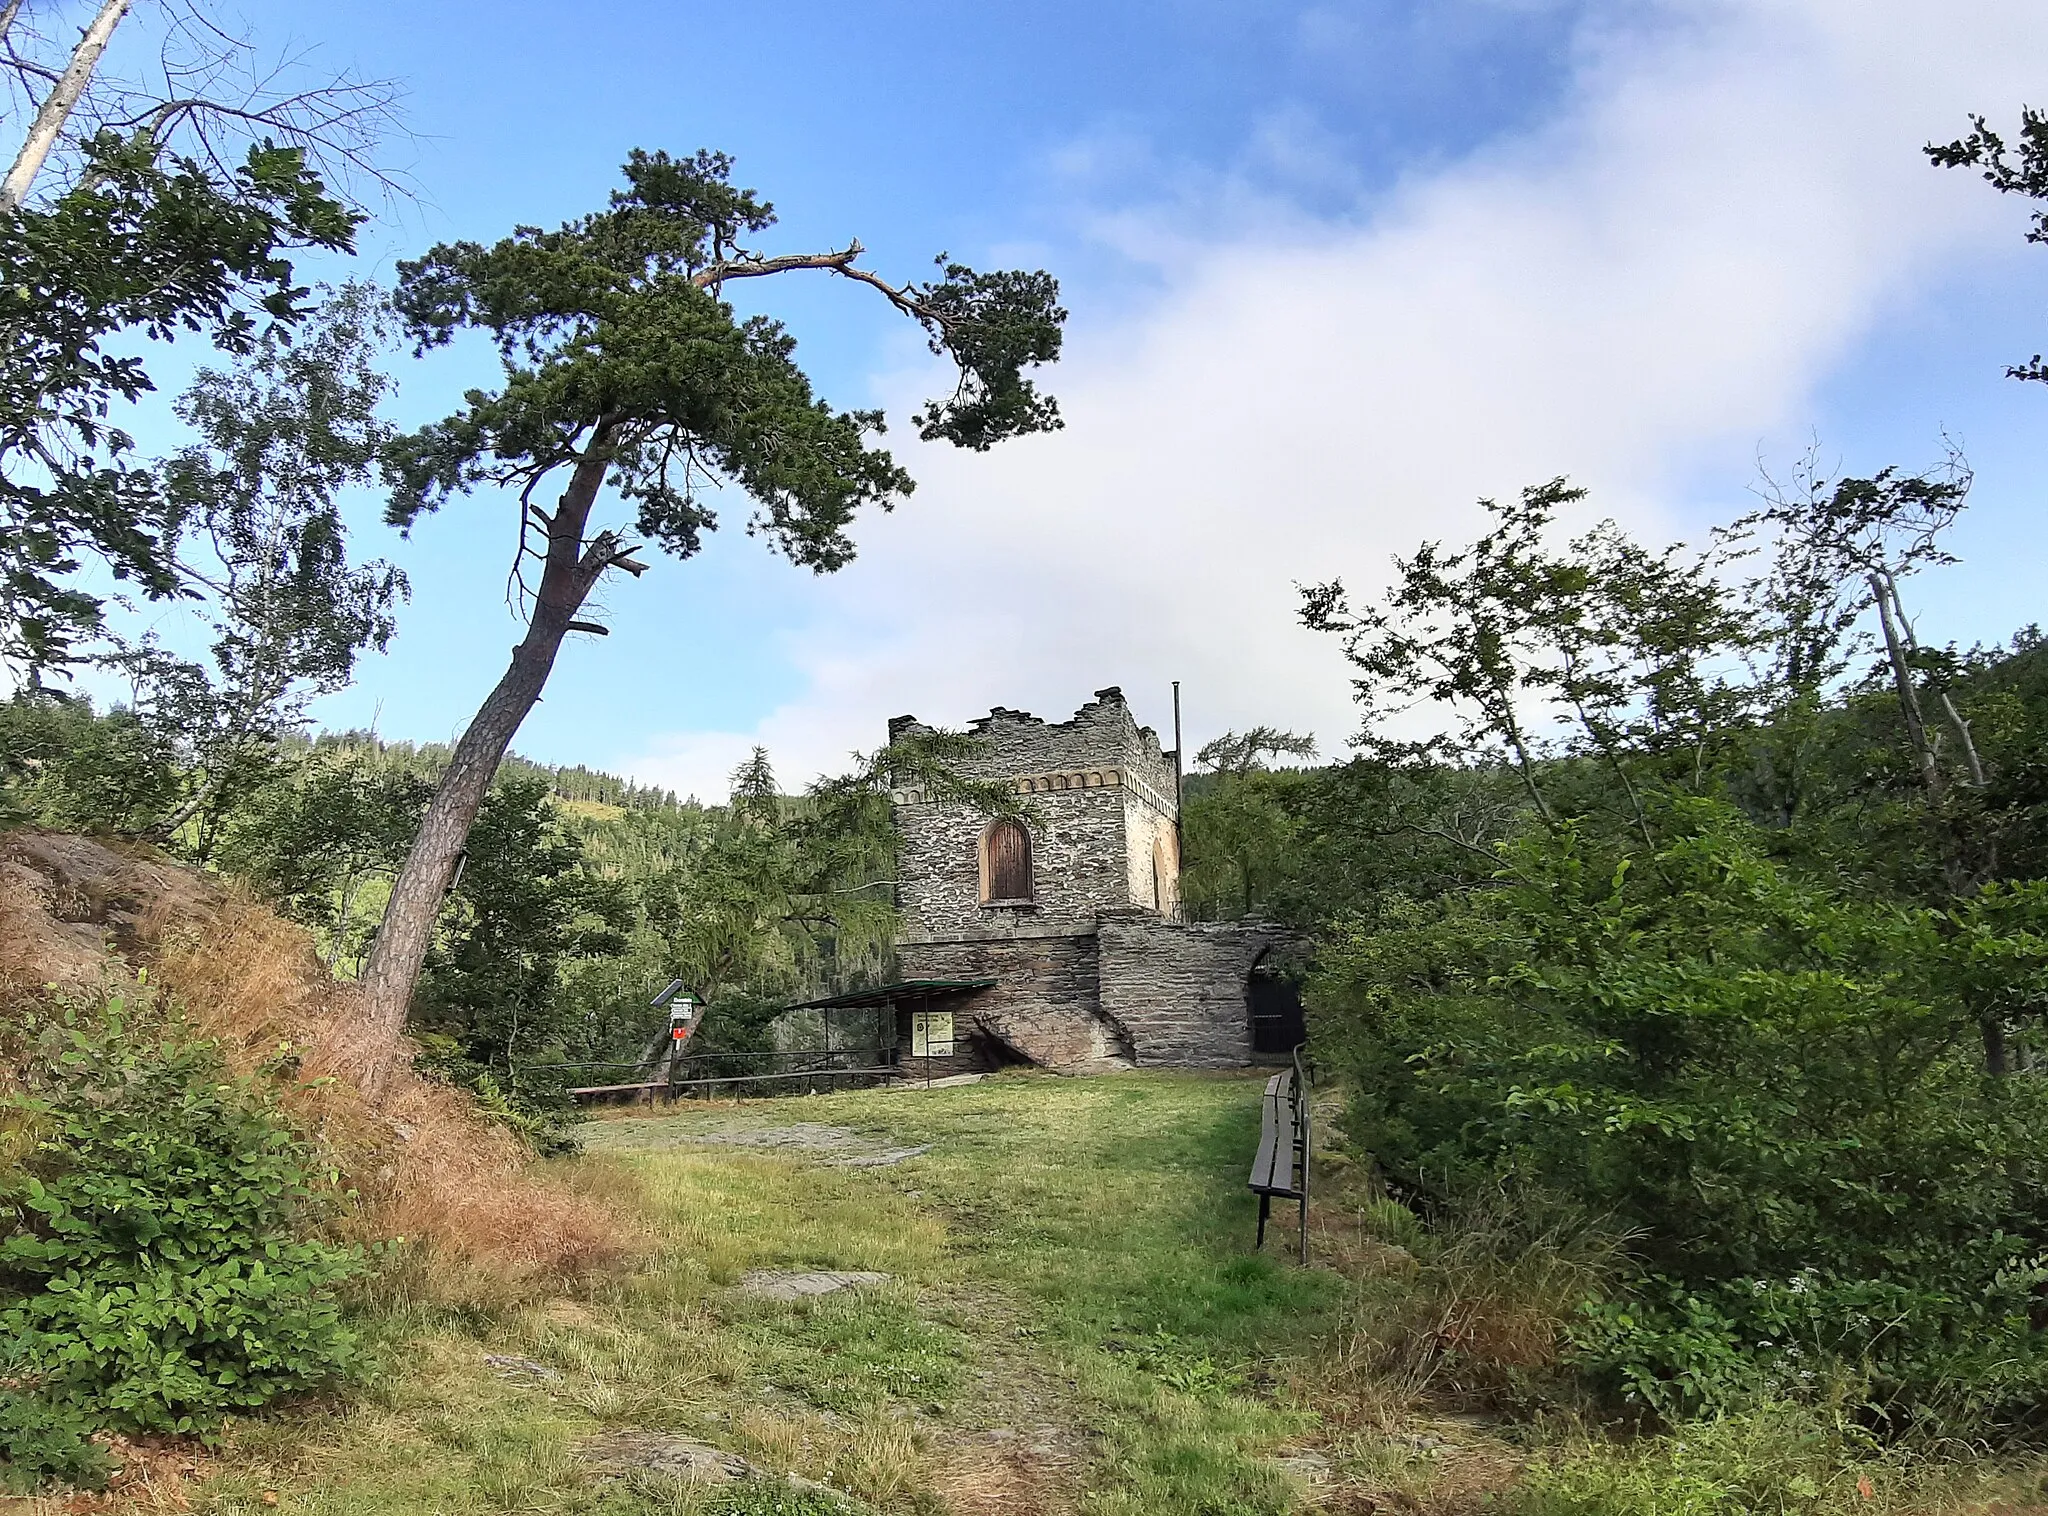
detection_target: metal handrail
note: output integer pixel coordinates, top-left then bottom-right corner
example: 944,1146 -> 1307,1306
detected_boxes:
1291,1041 -> 1311,1266
569,1065 -> 901,1096
568,1043 -> 904,1102
556,1046 -> 892,1073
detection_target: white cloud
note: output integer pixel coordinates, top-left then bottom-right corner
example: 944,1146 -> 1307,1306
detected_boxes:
621,0 -> 2048,801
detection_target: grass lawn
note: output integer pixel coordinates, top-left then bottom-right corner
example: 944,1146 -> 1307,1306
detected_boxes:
179,1070 -> 1349,1516
103,1069 -> 2048,1516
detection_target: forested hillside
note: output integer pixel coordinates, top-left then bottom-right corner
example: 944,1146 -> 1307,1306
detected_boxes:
0,703 -> 914,1136
303,730 -> 691,812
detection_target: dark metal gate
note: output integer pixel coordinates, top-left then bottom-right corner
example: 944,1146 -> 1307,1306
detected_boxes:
1248,965 -> 1305,1058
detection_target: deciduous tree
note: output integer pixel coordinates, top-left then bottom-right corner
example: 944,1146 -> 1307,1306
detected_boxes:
121,281 -> 406,852
0,2 -> 403,673
1929,106 -> 2048,384
1301,478 -> 1752,843
0,133 -> 359,671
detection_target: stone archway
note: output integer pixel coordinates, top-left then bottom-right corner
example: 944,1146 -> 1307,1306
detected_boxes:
1246,947 -> 1306,1059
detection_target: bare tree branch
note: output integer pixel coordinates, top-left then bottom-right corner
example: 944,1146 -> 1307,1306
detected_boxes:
693,238 -> 952,330
2,0 -> 413,213
1,0 -> 132,211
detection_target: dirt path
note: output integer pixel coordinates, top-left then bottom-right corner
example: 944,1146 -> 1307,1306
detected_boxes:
923,1285 -> 1094,1515
585,1108 -> 1105,1512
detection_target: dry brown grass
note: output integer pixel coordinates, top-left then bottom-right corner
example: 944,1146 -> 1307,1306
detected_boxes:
1303,1147 -> 1627,1420
0,1432 -> 217,1516
0,827 -> 634,1311
151,894 -> 633,1306
1280,1149 -> 1605,1513
933,1447 -> 1076,1516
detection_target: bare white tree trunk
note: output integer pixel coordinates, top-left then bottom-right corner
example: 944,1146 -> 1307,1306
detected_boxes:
1870,570 -> 1945,807
1883,575 -> 1987,787
0,0 -> 133,212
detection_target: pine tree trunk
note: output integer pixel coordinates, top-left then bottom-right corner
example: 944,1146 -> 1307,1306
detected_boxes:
345,436 -> 618,1101
0,0 -> 131,211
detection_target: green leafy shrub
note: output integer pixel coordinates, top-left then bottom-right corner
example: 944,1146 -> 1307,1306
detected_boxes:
410,1035 -> 579,1155
0,996 -> 365,1450
0,1389 -> 109,1492
1315,798 -> 2048,1430
0,692 -> 181,833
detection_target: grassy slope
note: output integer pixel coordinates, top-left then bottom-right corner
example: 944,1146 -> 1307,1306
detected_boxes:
181,1071 -> 1330,1516
158,1071 -> 2048,1516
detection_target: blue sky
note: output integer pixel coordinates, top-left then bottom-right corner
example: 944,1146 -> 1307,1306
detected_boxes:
91,1 -> 2048,797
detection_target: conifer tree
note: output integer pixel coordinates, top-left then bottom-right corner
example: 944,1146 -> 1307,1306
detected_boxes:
349,149 -> 1064,1096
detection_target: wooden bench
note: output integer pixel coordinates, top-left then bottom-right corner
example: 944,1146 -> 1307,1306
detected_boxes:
1249,1057 -> 1310,1264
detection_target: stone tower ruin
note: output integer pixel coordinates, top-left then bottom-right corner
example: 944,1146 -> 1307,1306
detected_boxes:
887,687 -> 1290,1073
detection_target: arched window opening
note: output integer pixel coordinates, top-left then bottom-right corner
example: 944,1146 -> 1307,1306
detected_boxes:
981,819 -> 1033,904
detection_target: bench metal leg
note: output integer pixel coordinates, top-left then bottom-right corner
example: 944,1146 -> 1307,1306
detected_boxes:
1256,1192 -> 1271,1249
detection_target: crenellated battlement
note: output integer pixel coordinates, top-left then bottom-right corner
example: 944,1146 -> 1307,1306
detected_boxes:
889,687 -> 1178,814
890,687 -> 1181,938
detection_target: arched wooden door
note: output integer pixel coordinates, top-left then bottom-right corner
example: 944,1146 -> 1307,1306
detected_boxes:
982,819 -> 1033,903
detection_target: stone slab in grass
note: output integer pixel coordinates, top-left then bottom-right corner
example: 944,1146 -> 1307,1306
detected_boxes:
686,1122 -> 872,1151
833,1143 -> 931,1167
673,1123 -> 932,1165
578,1431 -> 751,1483
740,1268 -> 893,1301
482,1353 -> 561,1382
583,1119 -> 934,1168
1273,1449 -> 1332,1484
579,1433 -> 851,1506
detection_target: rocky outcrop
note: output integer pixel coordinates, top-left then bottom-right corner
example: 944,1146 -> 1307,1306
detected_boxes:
0,828 -> 224,997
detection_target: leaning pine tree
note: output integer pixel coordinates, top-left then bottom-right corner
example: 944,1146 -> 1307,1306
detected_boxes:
347,150 -> 1065,1097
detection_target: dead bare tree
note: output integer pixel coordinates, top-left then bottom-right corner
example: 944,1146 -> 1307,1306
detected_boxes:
0,0 -> 406,211
0,0 -> 127,208
1752,449 -> 1984,817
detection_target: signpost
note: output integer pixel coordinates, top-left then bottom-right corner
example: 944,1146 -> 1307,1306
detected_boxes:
653,979 -> 700,1100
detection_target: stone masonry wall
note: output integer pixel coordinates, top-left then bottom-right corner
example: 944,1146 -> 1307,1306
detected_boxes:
885,685 -> 1217,1073
896,784 -> 1128,940
898,933 -> 1123,1072
1124,792 -> 1181,916
891,687 -> 1178,795
890,686 -> 1181,941
1096,917 -> 1290,1068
